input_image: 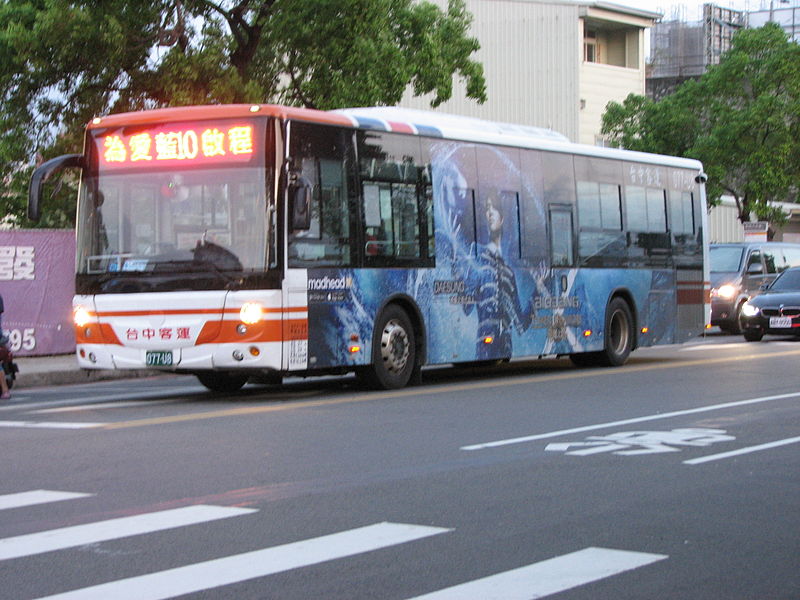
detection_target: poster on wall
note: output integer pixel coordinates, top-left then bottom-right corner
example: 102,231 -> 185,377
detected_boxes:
0,230 -> 75,356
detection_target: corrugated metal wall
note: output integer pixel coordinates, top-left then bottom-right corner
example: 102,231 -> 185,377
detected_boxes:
708,199 -> 744,243
399,0 -> 580,141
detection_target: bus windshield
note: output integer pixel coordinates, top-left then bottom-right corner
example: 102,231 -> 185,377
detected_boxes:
77,166 -> 269,278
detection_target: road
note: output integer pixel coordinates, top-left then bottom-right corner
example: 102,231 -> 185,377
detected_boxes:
1,333 -> 798,599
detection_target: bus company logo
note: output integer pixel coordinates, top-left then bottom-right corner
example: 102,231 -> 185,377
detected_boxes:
534,295 -> 581,310
307,275 -> 352,291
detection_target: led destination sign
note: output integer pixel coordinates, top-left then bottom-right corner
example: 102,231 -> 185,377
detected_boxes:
96,120 -> 258,169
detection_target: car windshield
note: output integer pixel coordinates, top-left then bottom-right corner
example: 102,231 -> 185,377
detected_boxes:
710,246 -> 744,272
769,269 -> 800,291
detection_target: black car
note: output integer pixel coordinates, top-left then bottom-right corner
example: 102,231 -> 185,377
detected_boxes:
740,267 -> 800,341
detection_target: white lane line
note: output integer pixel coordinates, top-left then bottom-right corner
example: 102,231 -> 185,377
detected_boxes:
0,386 -> 203,413
407,547 -> 667,600
679,343 -> 751,351
34,522 -> 451,600
32,400 -> 179,414
0,490 -> 93,511
0,505 -> 256,561
461,391 -> 800,451
0,421 -> 106,429
684,435 -> 800,465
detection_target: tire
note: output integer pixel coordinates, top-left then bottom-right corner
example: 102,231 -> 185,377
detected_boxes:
743,329 -> 763,342
196,371 -> 249,392
570,297 -> 634,368
727,302 -> 745,335
364,305 -> 418,390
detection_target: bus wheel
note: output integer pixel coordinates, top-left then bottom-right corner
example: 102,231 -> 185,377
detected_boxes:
569,297 -> 633,367
365,305 -> 417,390
196,371 -> 249,393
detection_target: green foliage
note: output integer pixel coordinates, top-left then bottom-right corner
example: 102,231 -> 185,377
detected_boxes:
0,0 -> 486,228
602,23 -> 800,226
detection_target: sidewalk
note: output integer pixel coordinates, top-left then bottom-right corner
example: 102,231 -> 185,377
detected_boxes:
11,354 -> 155,389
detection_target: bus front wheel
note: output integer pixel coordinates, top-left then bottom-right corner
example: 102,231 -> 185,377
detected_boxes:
196,371 -> 249,393
363,305 -> 418,390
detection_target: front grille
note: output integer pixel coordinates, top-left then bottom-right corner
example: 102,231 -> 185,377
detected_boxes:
762,307 -> 800,317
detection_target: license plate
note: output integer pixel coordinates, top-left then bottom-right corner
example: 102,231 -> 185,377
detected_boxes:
769,316 -> 793,328
146,350 -> 174,366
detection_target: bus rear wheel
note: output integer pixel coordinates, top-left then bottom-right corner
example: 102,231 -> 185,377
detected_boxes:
363,305 -> 418,390
196,371 -> 249,393
570,297 -> 633,367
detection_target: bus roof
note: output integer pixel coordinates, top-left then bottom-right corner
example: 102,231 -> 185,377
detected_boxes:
88,103 -> 703,173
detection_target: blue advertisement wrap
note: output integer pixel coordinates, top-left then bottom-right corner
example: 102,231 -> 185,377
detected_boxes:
304,142 -> 679,369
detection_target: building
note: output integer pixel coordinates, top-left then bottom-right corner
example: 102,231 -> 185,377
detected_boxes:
748,3 -> 800,41
648,4 -> 745,99
399,0 -> 659,145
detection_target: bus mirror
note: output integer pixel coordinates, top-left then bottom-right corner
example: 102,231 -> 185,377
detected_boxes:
28,153 -> 84,222
290,180 -> 312,231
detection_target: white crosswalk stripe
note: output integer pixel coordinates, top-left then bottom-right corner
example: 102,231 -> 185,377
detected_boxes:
32,522 -> 451,600
2,489 -> 668,599
0,490 -> 93,511
0,505 -> 256,561
407,547 -> 668,599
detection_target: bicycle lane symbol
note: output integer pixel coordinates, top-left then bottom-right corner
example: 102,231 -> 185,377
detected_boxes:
544,428 -> 736,456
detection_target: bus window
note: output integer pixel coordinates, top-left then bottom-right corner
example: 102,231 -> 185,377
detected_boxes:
358,131 -> 432,265
549,205 -> 574,267
288,123 -> 357,267
576,181 -> 625,266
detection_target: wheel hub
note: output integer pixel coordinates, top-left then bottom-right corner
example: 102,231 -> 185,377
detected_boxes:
380,319 -> 410,373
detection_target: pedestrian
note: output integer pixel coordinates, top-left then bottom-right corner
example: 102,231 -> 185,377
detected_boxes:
0,293 -> 9,399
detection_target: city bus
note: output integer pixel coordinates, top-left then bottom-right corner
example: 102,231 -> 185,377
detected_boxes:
28,104 -> 709,391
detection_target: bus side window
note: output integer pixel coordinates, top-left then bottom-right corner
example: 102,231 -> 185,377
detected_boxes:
288,122 -> 356,267
357,131 -> 432,266
549,205 -> 574,267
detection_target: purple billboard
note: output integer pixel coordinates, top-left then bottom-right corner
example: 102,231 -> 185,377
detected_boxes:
0,230 -> 76,356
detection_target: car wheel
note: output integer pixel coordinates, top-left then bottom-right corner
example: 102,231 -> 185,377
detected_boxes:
196,372 -> 249,392
743,329 -> 763,342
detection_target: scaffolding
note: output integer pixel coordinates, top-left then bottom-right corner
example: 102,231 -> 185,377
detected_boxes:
647,3 -> 745,99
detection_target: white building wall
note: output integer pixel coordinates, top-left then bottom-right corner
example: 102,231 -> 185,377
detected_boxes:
579,61 -> 644,145
399,0 -> 581,141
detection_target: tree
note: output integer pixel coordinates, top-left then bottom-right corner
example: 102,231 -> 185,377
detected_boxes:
602,23 -> 800,227
0,0 -> 486,228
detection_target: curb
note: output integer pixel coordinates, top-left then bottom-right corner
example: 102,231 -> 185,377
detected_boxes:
14,368 -> 158,390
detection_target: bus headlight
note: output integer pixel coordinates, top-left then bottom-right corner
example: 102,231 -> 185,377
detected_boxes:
741,302 -> 760,318
240,302 -> 263,324
73,306 -> 92,327
712,284 -> 738,300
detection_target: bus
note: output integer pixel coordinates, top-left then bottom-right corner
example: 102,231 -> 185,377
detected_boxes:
28,104 -> 709,391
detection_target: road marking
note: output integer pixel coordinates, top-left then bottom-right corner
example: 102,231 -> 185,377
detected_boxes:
0,505 -> 256,561
0,421 -> 106,429
32,400 -> 179,414
33,522 -> 450,600
0,386 -> 202,413
100,348 -> 800,430
683,435 -> 800,465
407,547 -> 667,599
0,490 -> 93,511
461,391 -> 800,451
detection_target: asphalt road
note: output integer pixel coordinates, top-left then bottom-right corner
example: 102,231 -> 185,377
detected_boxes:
1,333 -> 798,599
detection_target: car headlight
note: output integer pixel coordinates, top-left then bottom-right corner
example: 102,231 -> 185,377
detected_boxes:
741,302 -> 760,317
713,284 -> 738,300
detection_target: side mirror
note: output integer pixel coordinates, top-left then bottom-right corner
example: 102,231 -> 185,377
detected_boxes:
28,154 -> 84,222
747,263 -> 764,275
290,178 -> 312,231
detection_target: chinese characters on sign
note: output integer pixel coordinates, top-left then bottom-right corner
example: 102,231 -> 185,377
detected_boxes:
125,327 -> 191,341
101,123 -> 255,167
0,246 -> 35,280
